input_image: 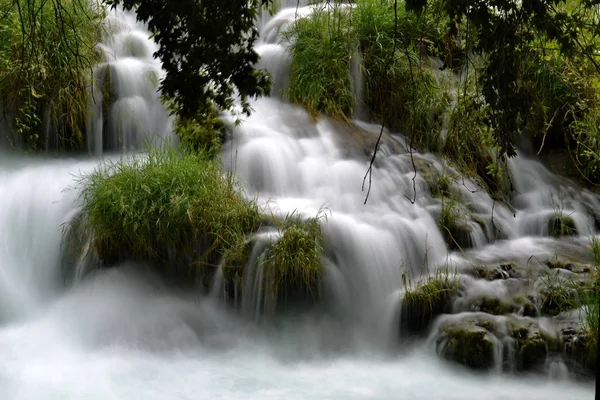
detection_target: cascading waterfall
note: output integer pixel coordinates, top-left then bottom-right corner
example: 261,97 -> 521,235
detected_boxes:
87,10 -> 175,155
0,3 -> 596,399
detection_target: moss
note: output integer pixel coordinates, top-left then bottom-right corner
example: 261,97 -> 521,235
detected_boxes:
507,318 -> 552,370
67,148 -> 262,286
401,272 -> 458,335
548,214 -> 577,237
437,322 -> 496,370
471,296 -> 523,316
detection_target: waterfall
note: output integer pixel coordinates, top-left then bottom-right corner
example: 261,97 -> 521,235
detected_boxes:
0,3 -> 596,399
86,10 -> 175,155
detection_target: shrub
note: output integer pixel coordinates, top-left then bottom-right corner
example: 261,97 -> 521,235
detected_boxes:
0,0 -> 104,151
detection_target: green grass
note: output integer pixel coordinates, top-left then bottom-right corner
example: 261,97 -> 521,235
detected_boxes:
263,211 -> 325,301
284,6 -> 355,120
0,0 -> 104,151
67,147 -> 262,281
403,265 -> 459,310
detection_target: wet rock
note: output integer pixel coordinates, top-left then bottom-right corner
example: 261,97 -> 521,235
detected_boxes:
562,326 -> 597,376
507,318 -> 552,370
471,265 -> 510,280
470,295 -> 537,317
436,320 -> 497,370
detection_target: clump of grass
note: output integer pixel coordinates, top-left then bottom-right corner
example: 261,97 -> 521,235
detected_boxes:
538,271 -> 577,316
0,0 -> 104,151
284,6 -> 355,120
401,265 -> 459,334
404,266 -> 459,308
263,211 -> 325,302
438,196 -> 472,250
67,147 -> 261,282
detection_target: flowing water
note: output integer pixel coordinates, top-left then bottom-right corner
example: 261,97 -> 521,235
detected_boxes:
0,3 -> 596,399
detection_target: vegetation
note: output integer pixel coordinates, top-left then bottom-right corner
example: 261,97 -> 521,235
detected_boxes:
284,7 -> 355,120
0,0 -> 104,151
263,212 -> 325,303
171,102 -> 227,157
401,266 -> 458,334
67,147 -> 262,283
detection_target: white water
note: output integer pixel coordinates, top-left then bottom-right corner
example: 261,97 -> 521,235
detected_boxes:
0,3 -> 596,399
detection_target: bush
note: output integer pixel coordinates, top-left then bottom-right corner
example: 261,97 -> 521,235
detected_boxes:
68,147 -> 262,282
0,0 -> 104,151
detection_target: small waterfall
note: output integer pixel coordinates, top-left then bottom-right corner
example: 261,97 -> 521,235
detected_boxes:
87,10 -> 174,155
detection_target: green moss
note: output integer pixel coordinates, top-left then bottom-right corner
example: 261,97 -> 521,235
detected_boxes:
263,213 -> 325,302
0,0 -> 104,151
437,322 -> 496,370
67,147 -> 262,284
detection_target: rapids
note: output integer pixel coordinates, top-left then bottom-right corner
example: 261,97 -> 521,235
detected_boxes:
0,2 -> 596,399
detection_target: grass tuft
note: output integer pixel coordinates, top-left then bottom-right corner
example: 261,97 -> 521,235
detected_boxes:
263,210 -> 326,302
66,147 -> 261,283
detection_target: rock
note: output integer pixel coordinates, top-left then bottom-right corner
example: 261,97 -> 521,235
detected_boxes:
436,320 -> 497,370
508,318 -> 549,370
471,265 -> 510,280
470,295 -> 537,317
562,326 -> 597,376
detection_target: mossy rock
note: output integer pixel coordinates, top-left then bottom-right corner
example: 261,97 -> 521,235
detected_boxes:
548,215 -> 577,237
507,317 -> 560,371
562,327 -> 597,375
441,220 -> 473,250
545,258 -> 592,274
470,295 -> 536,317
400,278 -> 458,335
436,321 -> 497,370
471,264 -> 511,280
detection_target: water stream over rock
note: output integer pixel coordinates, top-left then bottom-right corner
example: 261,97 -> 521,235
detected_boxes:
0,3 -> 596,399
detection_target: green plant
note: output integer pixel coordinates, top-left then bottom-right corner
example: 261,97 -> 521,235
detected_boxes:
284,6 -> 356,120
403,265 -> 459,310
67,147 -> 262,282
172,103 -> 226,157
263,211 -> 326,301
0,0 -> 104,151
539,271 -> 577,316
